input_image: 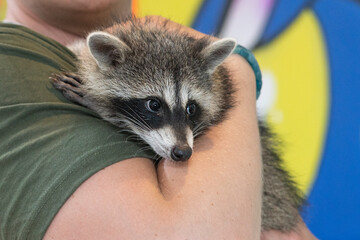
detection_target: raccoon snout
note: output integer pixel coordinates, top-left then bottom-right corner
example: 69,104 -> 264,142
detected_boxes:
171,146 -> 192,161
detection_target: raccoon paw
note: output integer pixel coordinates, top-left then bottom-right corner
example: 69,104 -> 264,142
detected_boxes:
50,72 -> 88,107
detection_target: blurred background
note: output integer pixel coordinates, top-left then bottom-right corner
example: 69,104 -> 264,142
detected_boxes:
1,0 -> 360,239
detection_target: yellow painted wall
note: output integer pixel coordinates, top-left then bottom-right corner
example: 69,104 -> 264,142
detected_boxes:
134,0 -> 204,26
254,10 -> 329,193
0,0 -> 7,20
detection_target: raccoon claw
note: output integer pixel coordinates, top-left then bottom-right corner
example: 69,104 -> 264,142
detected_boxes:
51,72 -> 83,88
64,72 -> 83,85
50,72 -> 87,106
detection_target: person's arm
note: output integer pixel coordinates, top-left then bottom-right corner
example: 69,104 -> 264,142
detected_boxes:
43,51 -> 262,239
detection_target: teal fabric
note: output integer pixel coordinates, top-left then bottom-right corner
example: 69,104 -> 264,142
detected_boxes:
233,45 -> 262,99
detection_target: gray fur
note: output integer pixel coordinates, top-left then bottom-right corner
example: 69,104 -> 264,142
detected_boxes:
87,31 -> 130,70
259,122 -> 304,231
51,18 -> 304,231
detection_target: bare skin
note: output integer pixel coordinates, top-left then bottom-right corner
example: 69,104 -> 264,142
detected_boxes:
5,1 -> 317,239
5,0 -> 131,45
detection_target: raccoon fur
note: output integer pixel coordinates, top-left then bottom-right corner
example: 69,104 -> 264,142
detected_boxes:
51,18 -> 304,232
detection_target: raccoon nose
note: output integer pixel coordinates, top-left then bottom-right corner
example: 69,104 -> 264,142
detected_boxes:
171,146 -> 192,161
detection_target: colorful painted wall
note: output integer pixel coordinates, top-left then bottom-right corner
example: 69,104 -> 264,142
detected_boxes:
134,0 -> 360,239
2,0 -> 359,238
0,0 -> 6,20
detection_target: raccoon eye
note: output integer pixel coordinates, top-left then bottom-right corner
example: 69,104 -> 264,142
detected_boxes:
146,99 -> 162,112
186,103 -> 197,116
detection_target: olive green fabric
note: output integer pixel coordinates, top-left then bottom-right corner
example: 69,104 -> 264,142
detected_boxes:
0,23 -> 154,240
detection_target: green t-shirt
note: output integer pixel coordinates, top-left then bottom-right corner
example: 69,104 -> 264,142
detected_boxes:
0,23 -> 154,240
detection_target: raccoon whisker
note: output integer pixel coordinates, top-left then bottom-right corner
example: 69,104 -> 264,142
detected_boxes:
194,130 -> 206,138
103,125 -> 132,141
119,109 -> 153,132
193,126 -> 201,136
153,131 -> 171,157
122,103 -> 153,131
152,154 -> 162,165
102,117 -> 144,142
105,133 -> 138,143
115,111 -> 152,132
138,146 -> 153,152
105,131 -> 122,141
104,116 -> 129,129
193,121 -> 205,131
102,120 -> 135,140
132,145 -> 155,157
115,127 -> 142,142
193,121 -> 207,138
116,129 -> 134,135
194,127 -> 205,136
123,136 -> 137,142
196,123 -> 207,133
128,135 -> 144,142
115,126 -> 137,136
154,154 -> 162,162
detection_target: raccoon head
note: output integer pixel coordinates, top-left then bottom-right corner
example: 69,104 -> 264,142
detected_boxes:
85,30 -> 236,161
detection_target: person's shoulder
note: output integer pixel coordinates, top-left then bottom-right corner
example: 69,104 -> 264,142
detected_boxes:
0,22 -> 156,238
0,22 -> 76,72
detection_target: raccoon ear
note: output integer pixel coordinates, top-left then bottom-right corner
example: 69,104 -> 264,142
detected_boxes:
87,31 -> 130,70
201,38 -> 237,73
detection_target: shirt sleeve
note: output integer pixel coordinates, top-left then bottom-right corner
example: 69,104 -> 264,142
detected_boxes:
0,23 -> 155,240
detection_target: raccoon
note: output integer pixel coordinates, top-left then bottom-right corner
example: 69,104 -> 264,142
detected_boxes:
51,19 -> 304,232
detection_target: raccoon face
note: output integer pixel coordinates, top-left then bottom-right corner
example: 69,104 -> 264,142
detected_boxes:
86,30 -> 236,161
110,96 -> 201,161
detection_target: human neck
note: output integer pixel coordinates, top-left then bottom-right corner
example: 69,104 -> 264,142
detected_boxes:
5,2 -> 83,45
